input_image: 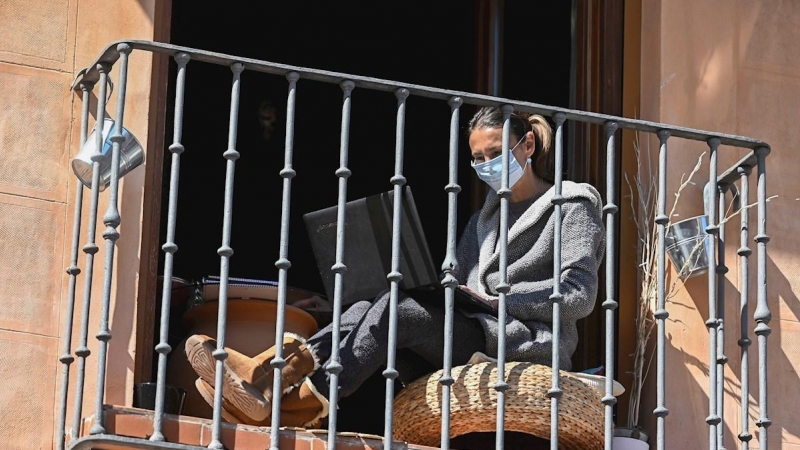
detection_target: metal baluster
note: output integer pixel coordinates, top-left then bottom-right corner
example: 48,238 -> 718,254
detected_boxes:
90,43 -> 132,435
268,71 -> 300,450
151,52 -> 190,442
208,62 -> 244,450
326,80 -> 355,450
717,185 -> 729,450
654,130 -> 670,450
705,138 -> 721,449
71,62 -> 108,437
754,146 -> 771,450
602,121 -> 619,450
383,87 -> 409,448
439,96 -> 462,450
737,165 -> 753,450
494,105 -> 514,450
56,81 -> 92,450
548,112 -> 566,450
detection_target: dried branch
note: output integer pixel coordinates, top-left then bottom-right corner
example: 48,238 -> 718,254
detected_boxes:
625,139 -> 725,429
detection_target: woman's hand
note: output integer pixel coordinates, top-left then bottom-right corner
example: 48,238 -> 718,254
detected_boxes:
459,285 -> 499,310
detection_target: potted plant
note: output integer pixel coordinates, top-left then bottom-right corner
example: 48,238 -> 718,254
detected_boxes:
617,144 -> 708,449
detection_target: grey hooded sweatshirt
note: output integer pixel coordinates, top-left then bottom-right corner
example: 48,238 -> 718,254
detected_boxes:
454,181 -> 605,370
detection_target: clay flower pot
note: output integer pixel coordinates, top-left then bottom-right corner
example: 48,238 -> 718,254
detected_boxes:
166,298 -> 318,419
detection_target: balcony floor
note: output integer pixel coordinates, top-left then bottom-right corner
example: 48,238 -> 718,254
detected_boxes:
73,406 -> 438,450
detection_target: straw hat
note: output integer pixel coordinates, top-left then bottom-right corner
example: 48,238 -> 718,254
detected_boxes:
393,362 -> 604,449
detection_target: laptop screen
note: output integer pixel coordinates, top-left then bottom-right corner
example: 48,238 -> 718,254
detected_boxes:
303,186 -> 439,305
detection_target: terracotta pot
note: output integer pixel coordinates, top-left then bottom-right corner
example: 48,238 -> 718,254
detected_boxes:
166,298 -> 318,419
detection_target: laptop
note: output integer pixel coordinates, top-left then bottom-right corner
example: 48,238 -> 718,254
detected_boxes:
303,186 -> 496,315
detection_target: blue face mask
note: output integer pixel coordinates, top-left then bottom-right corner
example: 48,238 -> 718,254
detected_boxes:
471,138 -> 531,192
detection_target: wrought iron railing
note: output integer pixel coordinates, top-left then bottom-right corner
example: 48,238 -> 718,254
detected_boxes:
59,40 -> 772,450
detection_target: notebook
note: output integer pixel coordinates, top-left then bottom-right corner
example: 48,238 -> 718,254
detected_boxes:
303,187 -> 496,315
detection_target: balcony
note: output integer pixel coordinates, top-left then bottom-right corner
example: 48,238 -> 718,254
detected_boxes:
57,40 -> 772,450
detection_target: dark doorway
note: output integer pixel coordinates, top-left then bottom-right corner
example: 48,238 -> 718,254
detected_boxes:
158,0 -> 574,437
163,1 -> 573,290
164,1 -> 484,293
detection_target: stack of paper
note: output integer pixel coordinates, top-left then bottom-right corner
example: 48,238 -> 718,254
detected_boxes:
200,276 -> 280,301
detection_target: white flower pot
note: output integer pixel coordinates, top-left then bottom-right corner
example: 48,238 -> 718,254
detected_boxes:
613,428 -> 649,450
612,436 -> 649,450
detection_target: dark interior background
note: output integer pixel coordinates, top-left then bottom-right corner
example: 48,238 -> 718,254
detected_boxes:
163,1 -> 571,290
162,0 -> 571,436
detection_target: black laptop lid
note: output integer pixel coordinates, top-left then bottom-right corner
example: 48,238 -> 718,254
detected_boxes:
303,186 -> 439,305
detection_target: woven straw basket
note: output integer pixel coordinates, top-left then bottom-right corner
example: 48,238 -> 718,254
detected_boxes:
393,362 -> 604,449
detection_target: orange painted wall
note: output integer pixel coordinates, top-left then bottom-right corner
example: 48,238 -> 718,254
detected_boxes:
0,1 -> 162,447
638,1 -> 800,448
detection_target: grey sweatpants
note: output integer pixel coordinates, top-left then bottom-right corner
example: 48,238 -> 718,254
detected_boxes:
307,289 -> 486,399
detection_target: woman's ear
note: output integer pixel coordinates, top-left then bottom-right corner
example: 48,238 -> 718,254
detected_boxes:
524,130 -> 536,158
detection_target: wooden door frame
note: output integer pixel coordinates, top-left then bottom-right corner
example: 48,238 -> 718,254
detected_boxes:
474,0 -> 627,375
569,0 -> 625,374
571,0 -> 641,426
133,0 -> 173,385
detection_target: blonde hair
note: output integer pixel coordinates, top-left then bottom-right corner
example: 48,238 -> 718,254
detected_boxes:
467,107 -> 555,183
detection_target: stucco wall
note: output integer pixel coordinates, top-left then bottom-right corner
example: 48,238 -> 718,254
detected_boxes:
0,0 -> 161,447
639,0 -> 800,448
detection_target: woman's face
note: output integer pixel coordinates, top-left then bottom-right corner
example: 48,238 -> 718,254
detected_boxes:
468,127 -> 532,166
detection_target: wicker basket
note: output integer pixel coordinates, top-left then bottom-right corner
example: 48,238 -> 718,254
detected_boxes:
393,362 -> 604,450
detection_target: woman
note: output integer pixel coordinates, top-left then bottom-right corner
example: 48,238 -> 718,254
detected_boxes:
185,107 -> 605,428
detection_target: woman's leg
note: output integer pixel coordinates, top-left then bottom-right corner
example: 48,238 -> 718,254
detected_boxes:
305,299 -> 374,365
308,290 -> 485,399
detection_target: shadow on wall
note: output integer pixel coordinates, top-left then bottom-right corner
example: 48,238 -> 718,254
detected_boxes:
638,251 -> 798,447
134,0 -> 154,25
